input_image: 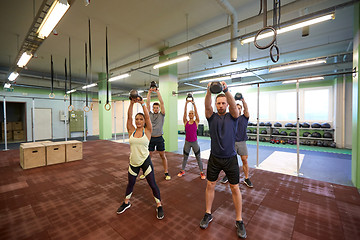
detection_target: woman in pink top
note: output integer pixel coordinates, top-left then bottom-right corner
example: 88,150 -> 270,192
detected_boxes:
177,99 -> 205,179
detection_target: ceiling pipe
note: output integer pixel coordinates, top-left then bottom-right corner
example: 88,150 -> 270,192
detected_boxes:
110,0 -> 337,73
216,0 -> 238,62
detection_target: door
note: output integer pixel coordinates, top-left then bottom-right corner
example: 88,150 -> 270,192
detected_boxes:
33,108 -> 52,140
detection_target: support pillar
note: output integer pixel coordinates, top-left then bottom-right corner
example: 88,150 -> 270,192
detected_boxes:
352,3 -> 360,188
98,72 -> 112,140
159,52 -> 178,152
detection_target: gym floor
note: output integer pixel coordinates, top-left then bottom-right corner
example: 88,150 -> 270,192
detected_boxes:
1,140 -> 359,239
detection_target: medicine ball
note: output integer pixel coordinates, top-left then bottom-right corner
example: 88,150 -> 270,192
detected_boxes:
299,123 -> 304,128
281,140 -> 286,144
260,137 -> 266,142
311,122 -> 321,128
302,122 -> 310,128
305,140 -> 311,145
303,132 -> 311,137
270,139 -> 275,144
289,132 -> 296,136
300,141 -> 305,145
285,123 -> 294,128
323,132 -> 333,138
330,142 -> 336,148
252,129 -> 257,134
275,139 -> 280,144
321,123 -> 331,128
274,122 -> 282,127
311,132 -> 321,138
272,129 -> 279,135
265,122 -> 272,127
259,122 -> 265,126
247,129 -> 252,134
280,131 -> 288,136
209,82 -> 223,94
248,122 -> 253,126
260,130 -> 267,134
317,140 -> 323,146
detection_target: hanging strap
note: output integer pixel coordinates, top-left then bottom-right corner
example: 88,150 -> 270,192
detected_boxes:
84,42 -> 90,112
49,55 -> 55,98
64,58 -> 69,99
105,26 -> 111,111
68,37 -> 74,111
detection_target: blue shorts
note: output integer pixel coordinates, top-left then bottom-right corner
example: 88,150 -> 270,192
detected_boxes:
149,136 -> 165,152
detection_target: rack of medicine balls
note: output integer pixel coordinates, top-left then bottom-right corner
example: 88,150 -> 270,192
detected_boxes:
246,122 -> 336,148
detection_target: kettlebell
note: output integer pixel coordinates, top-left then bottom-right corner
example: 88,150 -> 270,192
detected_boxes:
209,82 -> 223,94
234,92 -> 243,100
186,93 -> 194,101
129,89 -> 143,101
150,81 -> 158,90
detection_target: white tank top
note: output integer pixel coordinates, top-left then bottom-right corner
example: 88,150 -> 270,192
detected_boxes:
129,130 -> 149,167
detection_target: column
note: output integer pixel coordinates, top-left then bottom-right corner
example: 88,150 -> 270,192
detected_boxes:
159,51 -> 178,152
98,72 -> 112,140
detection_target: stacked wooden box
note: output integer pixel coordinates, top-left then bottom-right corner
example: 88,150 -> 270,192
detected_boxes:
19,140 -> 83,169
2,122 -> 25,141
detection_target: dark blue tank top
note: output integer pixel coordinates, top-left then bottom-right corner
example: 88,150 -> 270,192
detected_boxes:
235,115 -> 249,142
207,112 -> 238,158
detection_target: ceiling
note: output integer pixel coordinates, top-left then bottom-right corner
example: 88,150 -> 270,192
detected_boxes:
0,0 -> 355,97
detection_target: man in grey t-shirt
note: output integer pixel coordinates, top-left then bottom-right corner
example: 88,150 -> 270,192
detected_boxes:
141,88 -> 171,180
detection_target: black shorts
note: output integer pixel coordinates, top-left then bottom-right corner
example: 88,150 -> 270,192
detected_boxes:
207,154 -> 239,185
149,136 -> 165,152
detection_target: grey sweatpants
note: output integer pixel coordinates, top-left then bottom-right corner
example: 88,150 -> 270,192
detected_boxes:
182,140 -> 203,172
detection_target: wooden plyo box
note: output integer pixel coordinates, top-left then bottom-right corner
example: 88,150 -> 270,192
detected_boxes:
13,122 -> 23,130
43,142 -> 65,165
1,122 -> 12,131
2,130 -> 13,140
20,143 -> 46,169
64,140 -> 83,162
13,130 -> 24,140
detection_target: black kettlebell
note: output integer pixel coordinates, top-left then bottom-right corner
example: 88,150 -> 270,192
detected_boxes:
150,81 -> 158,90
129,89 -> 143,101
234,92 -> 243,100
186,93 -> 194,101
209,82 -> 223,94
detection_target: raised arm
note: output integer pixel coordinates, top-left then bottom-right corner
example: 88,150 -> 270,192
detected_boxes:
193,101 -> 200,125
242,98 -> 250,118
222,81 -> 239,119
146,89 -> 152,112
156,89 -> 165,115
205,83 -> 213,119
183,99 -> 189,125
140,99 -> 152,140
127,100 -> 136,134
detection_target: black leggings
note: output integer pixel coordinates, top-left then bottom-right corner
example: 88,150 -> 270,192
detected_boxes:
125,155 -> 161,203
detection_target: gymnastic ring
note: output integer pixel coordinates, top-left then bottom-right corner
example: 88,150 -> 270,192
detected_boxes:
270,44 -> 280,63
49,92 -> 55,99
254,26 -> 277,50
68,105 -> 74,112
104,103 -> 111,111
64,94 -> 70,100
83,105 -> 90,112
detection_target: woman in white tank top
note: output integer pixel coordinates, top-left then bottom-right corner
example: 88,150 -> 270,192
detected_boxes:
116,97 -> 164,220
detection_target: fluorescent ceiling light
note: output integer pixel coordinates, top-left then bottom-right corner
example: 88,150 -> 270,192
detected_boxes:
109,73 -> 130,82
138,90 -> 144,94
8,72 -> 19,81
4,83 -> 11,89
231,72 -> 254,78
153,55 -> 190,69
17,52 -> 33,68
241,13 -> 334,44
282,76 -> 324,84
199,76 -> 232,83
37,0 -> 70,39
82,83 -> 97,89
193,91 -> 206,94
66,89 -> 76,94
269,59 -> 326,72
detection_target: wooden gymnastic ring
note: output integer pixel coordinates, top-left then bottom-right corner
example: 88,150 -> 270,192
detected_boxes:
83,105 -> 90,112
64,94 -> 70,100
104,103 -> 111,111
270,44 -> 280,63
254,26 -> 277,50
68,105 -> 74,112
49,92 -> 55,98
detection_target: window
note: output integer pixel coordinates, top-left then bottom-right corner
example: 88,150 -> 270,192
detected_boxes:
304,88 -> 330,121
276,91 -> 296,120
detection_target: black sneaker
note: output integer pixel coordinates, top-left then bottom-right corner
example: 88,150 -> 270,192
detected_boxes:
220,176 -> 228,184
199,213 -> 213,229
116,202 -> 131,214
243,178 -> 253,188
156,206 -> 164,219
236,220 -> 247,238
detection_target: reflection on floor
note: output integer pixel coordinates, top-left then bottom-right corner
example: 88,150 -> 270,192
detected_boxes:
1,140 -> 359,239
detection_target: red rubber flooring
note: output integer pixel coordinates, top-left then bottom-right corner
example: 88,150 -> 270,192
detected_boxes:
0,140 -> 359,240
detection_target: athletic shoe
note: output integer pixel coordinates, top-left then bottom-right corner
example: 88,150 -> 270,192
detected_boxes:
116,202 -> 131,214
220,175 -> 228,184
200,172 -> 206,180
199,213 -> 213,229
165,172 -> 171,180
236,221 -> 247,239
177,170 -> 185,177
139,174 -> 145,180
156,206 -> 164,219
243,178 -> 253,188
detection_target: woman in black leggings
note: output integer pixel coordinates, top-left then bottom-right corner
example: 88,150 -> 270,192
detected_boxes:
116,97 -> 163,219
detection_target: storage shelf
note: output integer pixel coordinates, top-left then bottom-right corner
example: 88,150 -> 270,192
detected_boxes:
270,127 -> 334,131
